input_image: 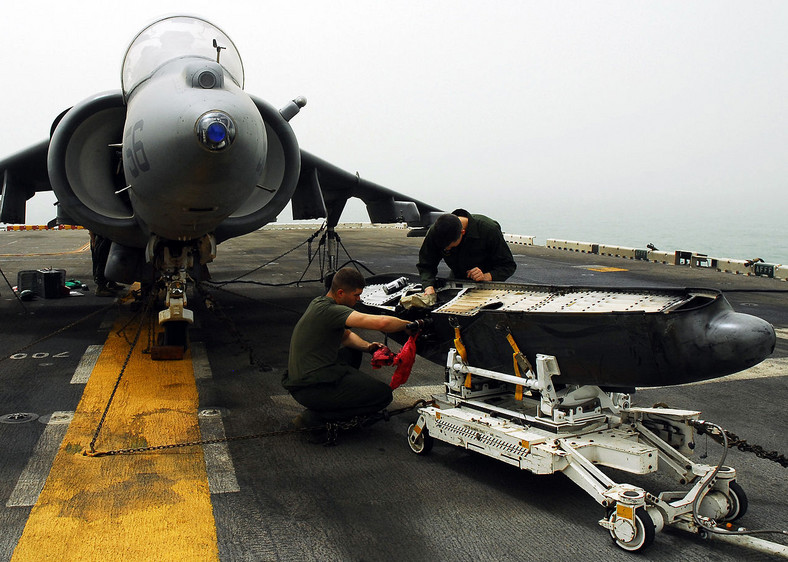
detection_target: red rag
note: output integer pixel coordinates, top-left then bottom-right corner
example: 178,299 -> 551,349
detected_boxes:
389,334 -> 418,389
371,346 -> 395,369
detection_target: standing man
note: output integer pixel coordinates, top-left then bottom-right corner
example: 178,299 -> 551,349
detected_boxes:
283,267 -> 413,427
417,209 -> 516,295
89,231 -> 124,297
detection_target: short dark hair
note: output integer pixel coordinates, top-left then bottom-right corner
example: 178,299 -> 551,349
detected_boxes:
432,213 -> 463,250
330,267 -> 366,293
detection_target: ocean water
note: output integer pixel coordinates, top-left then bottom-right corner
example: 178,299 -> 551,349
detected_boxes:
10,191 -> 788,266
495,198 -> 788,266
310,196 -> 785,265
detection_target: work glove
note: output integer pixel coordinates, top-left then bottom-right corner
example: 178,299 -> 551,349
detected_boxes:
405,318 -> 431,335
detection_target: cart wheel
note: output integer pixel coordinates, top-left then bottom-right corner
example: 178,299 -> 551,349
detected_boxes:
721,481 -> 749,522
609,507 -> 655,553
407,423 -> 433,455
163,321 -> 189,349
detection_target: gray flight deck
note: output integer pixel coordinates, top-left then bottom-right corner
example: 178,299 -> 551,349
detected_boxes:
0,225 -> 786,561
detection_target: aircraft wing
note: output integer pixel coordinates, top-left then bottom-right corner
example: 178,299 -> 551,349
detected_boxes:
0,140 -> 52,224
1,140 -> 442,230
294,150 -> 442,228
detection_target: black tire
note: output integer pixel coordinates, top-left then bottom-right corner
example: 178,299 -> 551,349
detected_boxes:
722,481 -> 749,522
407,423 -> 433,455
609,507 -> 656,553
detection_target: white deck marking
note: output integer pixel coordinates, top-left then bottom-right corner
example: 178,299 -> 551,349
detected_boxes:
199,412 -> 240,494
193,342 -> 240,494
191,342 -> 212,380
646,357 -> 788,389
6,412 -> 73,507
70,345 -> 102,384
98,310 -> 115,332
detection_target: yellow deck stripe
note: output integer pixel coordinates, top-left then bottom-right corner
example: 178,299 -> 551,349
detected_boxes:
0,242 -> 91,257
587,266 -> 629,272
12,313 -> 218,561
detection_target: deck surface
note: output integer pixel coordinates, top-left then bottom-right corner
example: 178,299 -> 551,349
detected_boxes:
1,226 -> 786,561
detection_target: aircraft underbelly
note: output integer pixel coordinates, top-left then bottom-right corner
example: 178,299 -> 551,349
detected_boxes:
359,276 -> 777,388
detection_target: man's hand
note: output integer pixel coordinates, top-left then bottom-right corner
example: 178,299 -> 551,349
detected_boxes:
466,267 -> 492,282
367,342 -> 385,353
424,286 -> 436,295
405,320 -> 422,335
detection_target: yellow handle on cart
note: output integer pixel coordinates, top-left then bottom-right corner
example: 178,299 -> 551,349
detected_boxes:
452,323 -> 472,388
513,354 -> 524,401
506,333 -> 525,400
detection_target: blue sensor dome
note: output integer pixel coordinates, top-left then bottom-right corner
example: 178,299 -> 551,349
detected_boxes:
196,111 -> 236,151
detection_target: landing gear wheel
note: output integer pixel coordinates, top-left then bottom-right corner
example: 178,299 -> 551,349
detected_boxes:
163,321 -> 189,349
721,481 -> 749,522
609,508 -> 655,553
407,423 -> 433,455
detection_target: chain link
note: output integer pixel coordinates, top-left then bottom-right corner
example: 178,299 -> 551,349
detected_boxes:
82,229 -> 337,456
86,399 -> 431,456
196,283 -> 273,372
723,429 -> 788,468
86,292 -> 155,454
85,426 -> 321,457
695,422 -> 788,468
209,224 -> 326,288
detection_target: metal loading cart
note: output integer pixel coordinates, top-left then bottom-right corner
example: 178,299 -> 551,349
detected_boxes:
406,347 -> 786,555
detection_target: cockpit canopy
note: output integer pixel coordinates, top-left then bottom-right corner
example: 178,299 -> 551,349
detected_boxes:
121,15 -> 244,100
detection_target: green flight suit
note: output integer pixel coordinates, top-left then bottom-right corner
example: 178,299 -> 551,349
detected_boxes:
417,210 -> 516,289
282,295 -> 392,420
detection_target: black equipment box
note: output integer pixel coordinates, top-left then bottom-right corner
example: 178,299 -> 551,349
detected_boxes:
35,268 -> 67,298
17,270 -> 39,293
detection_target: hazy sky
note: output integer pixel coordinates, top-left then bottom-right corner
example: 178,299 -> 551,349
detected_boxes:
2,1 -> 786,258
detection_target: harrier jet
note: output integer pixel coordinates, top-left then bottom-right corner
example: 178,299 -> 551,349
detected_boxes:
0,15 -> 440,343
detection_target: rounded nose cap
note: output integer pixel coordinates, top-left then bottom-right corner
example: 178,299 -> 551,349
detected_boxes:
707,311 -> 776,367
196,111 -> 236,151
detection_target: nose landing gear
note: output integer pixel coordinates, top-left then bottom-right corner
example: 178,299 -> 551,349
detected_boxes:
148,238 -> 203,359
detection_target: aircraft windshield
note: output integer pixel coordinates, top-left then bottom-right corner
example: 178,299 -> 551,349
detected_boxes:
121,15 -> 244,98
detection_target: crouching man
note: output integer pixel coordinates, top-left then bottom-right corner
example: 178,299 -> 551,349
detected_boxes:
282,268 -> 412,429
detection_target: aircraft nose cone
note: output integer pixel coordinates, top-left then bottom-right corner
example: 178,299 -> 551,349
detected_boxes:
706,311 -> 776,371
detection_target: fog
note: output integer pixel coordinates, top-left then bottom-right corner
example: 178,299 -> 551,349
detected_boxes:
2,1 -> 786,260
